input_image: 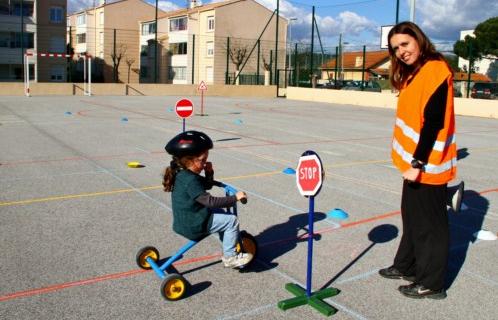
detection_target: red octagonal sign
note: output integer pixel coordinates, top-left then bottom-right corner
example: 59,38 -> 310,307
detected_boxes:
296,153 -> 323,197
175,98 -> 194,118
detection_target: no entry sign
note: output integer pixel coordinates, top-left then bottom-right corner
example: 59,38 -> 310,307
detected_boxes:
175,99 -> 194,118
296,151 -> 323,197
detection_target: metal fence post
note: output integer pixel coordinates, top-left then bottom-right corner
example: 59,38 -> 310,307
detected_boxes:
361,45 -> 366,90
113,29 -> 117,83
334,46 -> 338,86
192,34 -> 195,84
225,37 -> 230,84
257,39 -> 260,85
294,43 -> 297,86
466,42 -> 472,98
310,6 -> 315,87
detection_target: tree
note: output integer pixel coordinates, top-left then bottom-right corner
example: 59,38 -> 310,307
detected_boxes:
111,44 -> 127,83
487,60 -> 498,81
228,45 -> 248,71
125,56 -> 135,83
474,16 -> 498,57
454,17 -> 498,61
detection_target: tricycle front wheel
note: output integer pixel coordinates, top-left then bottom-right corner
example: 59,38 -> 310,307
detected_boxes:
136,246 -> 159,270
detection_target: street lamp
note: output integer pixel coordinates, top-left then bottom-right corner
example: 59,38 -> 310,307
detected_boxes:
288,18 -> 297,69
339,34 -> 349,81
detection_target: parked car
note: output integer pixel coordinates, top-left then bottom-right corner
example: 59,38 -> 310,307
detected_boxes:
471,82 -> 497,99
342,80 -> 382,92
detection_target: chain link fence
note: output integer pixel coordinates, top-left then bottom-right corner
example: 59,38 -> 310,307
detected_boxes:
2,22 -> 495,99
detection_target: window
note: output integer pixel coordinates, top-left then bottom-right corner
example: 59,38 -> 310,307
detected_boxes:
67,18 -> 71,26
50,7 -> 63,23
141,22 -> 156,35
76,33 -> 86,44
206,66 -> 213,83
140,66 -> 148,78
168,66 -> 186,80
169,17 -> 187,32
10,32 -> 34,48
99,32 -> 104,45
206,41 -> 214,57
140,45 -> 148,56
169,42 -> 187,55
99,12 -> 104,25
0,32 -> 9,47
13,2 -> 34,17
50,65 -> 65,82
49,36 -> 65,52
76,14 -> 86,25
207,16 -> 215,31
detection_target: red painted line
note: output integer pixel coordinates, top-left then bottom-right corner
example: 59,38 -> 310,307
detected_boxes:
0,253 -> 221,303
1,188 -> 496,302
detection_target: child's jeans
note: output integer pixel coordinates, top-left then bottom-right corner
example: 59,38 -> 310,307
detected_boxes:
208,209 -> 239,258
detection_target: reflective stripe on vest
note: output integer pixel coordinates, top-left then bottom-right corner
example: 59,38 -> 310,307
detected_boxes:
395,117 -> 456,152
392,138 -> 456,175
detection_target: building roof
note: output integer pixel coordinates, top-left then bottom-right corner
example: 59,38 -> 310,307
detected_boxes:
157,0 -> 244,20
454,72 -> 491,82
321,50 -> 390,70
68,0 -> 159,16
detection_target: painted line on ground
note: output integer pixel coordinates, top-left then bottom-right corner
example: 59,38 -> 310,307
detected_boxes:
1,188 -> 496,304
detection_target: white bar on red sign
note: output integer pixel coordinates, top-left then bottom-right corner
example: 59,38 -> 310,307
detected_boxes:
176,106 -> 193,111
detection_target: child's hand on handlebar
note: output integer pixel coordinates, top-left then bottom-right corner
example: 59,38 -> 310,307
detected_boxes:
236,191 -> 247,203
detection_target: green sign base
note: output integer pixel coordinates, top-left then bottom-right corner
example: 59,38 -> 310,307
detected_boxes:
277,283 -> 340,316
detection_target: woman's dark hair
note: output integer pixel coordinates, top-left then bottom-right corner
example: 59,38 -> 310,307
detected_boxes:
162,154 -> 198,192
387,21 -> 445,90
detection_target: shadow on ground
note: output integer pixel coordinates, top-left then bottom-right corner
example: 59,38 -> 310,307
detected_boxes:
446,189 -> 488,289
242,212 -> 327,272
320,224 -> 399,289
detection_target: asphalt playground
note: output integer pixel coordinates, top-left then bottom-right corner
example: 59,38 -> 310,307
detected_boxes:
0,95 -> 497,320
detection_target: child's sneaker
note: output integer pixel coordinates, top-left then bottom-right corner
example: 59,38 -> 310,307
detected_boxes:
222,252 -> 253,268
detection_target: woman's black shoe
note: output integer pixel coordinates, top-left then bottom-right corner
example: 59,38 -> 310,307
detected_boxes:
398,283 -> 447,299
378,266 -> 416,281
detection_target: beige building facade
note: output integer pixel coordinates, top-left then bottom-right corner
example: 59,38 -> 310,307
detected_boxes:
139,0 -> 288,85
67,0 -> 162,83
0,0 -> 67,82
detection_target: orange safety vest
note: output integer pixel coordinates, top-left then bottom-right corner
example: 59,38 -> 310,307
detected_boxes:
391,60 -> 457,185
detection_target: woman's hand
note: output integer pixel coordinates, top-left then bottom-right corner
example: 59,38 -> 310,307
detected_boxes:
402,167 -> 421,182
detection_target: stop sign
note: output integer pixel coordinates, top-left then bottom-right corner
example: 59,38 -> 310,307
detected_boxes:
175,99 -> 194,118
296,152 -> 323,197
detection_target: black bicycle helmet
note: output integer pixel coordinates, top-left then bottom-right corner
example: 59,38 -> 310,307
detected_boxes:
165,130 -> 213,157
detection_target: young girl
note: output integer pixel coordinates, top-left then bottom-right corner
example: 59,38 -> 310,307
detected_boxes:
163,130 -> 253,269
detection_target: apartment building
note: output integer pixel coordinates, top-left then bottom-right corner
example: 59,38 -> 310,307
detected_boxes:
0,0 -> 67,82
139,0 -> 288,85
67,0 -> 162,83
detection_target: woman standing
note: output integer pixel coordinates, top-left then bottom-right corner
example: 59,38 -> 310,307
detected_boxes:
378,22 -> 457,299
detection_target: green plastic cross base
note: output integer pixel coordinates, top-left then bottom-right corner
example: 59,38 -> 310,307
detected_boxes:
277,283 -> 340,317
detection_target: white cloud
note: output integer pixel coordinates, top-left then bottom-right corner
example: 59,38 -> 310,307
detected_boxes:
417,0 -> 498,41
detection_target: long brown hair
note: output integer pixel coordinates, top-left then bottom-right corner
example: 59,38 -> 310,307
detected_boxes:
388,21 -> 445,90
162,155 -> 197,192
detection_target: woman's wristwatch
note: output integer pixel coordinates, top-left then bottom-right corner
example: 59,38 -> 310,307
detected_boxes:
410,159 -> 426,170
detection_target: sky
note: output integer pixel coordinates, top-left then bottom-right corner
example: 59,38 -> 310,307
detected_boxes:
68,0 -> 497,51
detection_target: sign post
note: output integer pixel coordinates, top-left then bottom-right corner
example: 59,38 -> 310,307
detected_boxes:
198,81 -> 207,116
278,150 -> 339,317
175,98 -> 194,132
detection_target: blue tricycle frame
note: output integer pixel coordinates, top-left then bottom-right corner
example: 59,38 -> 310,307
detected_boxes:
136,181 -> 258,301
